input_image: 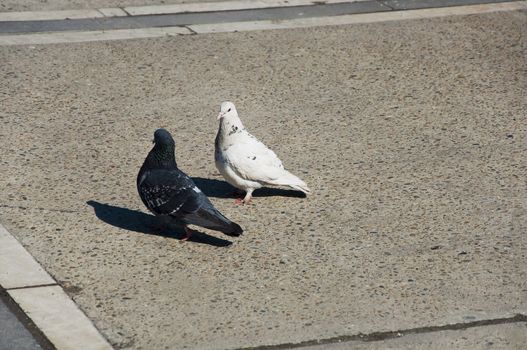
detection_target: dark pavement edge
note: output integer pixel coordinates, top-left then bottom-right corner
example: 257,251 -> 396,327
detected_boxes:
0,287 -> 55,350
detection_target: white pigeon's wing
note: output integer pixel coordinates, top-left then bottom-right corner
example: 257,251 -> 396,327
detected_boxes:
224,133 -> 288,183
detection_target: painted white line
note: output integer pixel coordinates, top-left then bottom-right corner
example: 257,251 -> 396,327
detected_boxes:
97,8 -> 129,18
9,286 -> 113,350
0,9 -> 104,22
123,0 -> 368,16
0,224 -> 55,289
0,26 -> 192,46
189,1 -> 527,33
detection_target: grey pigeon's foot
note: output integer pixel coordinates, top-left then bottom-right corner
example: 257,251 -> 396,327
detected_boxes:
182,226 -> 194,241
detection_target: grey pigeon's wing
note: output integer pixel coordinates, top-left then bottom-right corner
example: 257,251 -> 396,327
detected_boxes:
138,169 -> 204,216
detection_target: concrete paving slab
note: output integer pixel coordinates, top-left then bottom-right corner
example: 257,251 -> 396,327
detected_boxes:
0,8 -> 526,350
294,322 -> 527,349
0,224 -> 55,289
0,9 -> 105,21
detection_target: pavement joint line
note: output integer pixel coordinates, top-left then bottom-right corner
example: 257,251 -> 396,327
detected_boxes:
185,25 -> 199,34
6,283 -> 59,291
0,223 -> 114,350
121,7 -> 134,17
236,314 -> 527,349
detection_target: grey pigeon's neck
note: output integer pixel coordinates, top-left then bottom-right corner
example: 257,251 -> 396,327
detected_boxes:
146,144 -> 177,169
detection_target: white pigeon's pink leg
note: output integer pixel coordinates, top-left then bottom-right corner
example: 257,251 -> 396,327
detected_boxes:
242,189 -> 254,204
234,189 -> 253,205
182,226 -> 194,241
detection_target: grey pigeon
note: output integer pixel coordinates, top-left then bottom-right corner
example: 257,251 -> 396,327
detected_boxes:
137,129 -> 243,239
215,101 -> 311,204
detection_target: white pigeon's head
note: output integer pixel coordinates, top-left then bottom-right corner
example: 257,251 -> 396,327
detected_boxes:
217,101 -> 237,120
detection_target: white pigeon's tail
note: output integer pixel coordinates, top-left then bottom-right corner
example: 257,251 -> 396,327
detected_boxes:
269,170 -> 311,195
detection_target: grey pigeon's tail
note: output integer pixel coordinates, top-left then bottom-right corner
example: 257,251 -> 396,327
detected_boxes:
182,206 -> 243,237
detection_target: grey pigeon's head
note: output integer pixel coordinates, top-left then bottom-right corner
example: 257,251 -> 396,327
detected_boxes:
146,128 -> 177,168
217,101 -> 237,120
153,128 -> 175,148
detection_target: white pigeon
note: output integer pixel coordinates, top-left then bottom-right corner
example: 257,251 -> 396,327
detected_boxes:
214,101 -> 311,204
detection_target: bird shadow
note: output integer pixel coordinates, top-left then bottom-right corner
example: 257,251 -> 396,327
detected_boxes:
86,201 -> 233,247
191,177 -> 307,199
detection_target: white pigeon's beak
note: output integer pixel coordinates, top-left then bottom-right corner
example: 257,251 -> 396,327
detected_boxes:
217,112 -> 225,120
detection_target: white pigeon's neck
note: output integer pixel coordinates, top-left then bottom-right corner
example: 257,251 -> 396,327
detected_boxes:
221,114 -> 244,132
216,113 -> 245,147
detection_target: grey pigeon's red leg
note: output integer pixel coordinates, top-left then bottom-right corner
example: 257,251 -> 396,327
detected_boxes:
182,226 -> 194,241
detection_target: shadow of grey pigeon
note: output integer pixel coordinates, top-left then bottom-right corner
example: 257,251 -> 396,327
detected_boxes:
86,201 -> 233,247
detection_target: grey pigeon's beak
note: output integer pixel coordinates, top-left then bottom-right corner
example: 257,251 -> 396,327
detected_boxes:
217,112 -> 225,120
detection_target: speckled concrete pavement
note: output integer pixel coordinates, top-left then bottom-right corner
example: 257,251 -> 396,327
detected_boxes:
1,9 -> 526,350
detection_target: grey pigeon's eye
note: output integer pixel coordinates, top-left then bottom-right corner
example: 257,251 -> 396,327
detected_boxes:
227,108 -> 231,112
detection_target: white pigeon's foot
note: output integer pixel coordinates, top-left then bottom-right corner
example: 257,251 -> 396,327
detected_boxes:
234,189 -> 253,205
243,189 -> 254,203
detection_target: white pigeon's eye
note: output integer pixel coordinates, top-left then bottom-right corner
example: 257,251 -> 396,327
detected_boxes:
227,108 -> 231,112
